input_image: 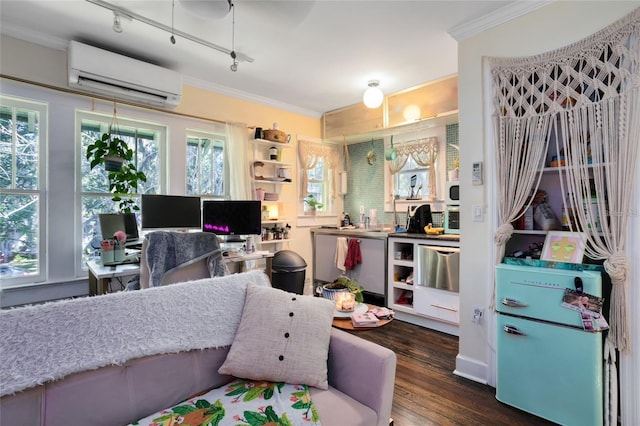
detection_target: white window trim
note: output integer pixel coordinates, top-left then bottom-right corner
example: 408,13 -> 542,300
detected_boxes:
75,110 -> 167,277
0,96 -> 48,288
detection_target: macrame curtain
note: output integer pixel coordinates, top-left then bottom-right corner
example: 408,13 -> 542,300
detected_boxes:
297,138 -> 341,199
489,9 -> 640,425
387,137 -> 439,199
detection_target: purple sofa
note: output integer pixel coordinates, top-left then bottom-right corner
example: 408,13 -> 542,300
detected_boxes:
0,272 -> 396,426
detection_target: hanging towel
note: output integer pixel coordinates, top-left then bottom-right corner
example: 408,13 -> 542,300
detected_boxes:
344,238 -> 362,270
335,237 -> 348,272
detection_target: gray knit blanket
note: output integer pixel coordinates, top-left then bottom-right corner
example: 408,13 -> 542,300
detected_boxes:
0,270 -> 270,397
145,231 -> 227,288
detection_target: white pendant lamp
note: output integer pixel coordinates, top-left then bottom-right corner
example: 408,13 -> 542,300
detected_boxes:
363,80 -> 384,109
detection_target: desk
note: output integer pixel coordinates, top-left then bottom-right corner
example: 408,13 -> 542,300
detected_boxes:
87,252 -> 275,296
87,259 -> 140,296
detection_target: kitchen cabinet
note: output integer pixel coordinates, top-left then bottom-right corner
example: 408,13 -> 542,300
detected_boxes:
310,229 -> 387,302
388,235 -> 460,336
251,138 -> 294,251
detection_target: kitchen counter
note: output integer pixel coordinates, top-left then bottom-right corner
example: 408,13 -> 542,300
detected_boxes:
311,226 -> 392,240
388,232 -> 460,242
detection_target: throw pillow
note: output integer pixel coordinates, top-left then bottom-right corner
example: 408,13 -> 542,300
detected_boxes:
218,283 -> 335,389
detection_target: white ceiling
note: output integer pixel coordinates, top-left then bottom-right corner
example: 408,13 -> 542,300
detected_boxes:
0,0 -> 546,117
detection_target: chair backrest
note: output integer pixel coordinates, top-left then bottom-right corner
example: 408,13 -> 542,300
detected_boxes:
139,231 -> 224,288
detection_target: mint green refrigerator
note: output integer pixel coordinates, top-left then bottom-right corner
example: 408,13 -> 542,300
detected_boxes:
496,264 -> 604,426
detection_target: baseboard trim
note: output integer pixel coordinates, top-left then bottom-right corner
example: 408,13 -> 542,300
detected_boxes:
454,354 -> 489,385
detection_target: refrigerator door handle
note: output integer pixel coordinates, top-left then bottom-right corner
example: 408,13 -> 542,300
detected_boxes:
503,324 -> 527,336
501,298 -> 528,308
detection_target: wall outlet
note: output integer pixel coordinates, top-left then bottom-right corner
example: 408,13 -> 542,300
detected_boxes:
472,306 -> 484,324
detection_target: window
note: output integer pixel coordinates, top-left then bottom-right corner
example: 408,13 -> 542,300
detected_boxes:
0,97 -> 47,287
306,157 -> 327,211
394,156 -> 430,199
186,130 -> 225,197
78,112 -> 164,264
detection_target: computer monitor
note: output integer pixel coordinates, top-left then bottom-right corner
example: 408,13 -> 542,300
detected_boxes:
141,194 -> 202,230
202,200 -> 262,242
99,213 -> 139,241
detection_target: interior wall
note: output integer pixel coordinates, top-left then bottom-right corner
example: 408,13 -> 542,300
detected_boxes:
456,1 -> 639,422
0,35 -> 322,305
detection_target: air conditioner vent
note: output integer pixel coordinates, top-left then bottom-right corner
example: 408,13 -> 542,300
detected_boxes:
68,41 -> 182,108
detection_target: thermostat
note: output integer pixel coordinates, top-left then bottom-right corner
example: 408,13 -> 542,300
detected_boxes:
472,162 -> 483,185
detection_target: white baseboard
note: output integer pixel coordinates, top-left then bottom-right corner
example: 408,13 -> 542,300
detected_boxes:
454,354 -> 489,385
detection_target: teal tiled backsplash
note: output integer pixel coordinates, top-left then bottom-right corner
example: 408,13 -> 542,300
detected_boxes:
344,123 -> 458,226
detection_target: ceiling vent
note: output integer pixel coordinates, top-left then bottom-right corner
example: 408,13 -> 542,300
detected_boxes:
68,41 -> 182,108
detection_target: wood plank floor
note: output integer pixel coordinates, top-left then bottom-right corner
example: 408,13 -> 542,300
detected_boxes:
347,319 -> 555,426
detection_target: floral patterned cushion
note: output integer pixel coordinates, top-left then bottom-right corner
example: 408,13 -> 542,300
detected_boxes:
130,378 -> 320,426
218,284 -> 335,389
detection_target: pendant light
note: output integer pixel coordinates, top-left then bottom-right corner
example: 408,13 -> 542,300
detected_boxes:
363,80 -> 384,109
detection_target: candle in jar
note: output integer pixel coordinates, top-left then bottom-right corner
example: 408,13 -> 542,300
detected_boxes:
335,292 -> 355,312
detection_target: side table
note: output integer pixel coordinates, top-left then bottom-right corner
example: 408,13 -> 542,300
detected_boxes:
332,304 -> 393,330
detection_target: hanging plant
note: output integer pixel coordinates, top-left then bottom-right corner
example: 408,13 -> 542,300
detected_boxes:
85,103 -> 147,214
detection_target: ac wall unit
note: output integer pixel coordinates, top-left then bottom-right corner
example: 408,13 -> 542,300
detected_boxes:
68,40 -> 182,108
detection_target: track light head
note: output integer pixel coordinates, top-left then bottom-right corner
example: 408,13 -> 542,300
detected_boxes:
113,12 -> 123,33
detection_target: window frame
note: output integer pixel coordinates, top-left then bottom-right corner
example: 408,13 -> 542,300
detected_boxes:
185,128 -> 227,198
76,110 -> 167,275
0,96 -> 48,288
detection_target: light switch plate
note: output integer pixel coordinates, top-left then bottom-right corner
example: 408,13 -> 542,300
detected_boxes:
472,204 -> 484,222
472,161 -> 483,185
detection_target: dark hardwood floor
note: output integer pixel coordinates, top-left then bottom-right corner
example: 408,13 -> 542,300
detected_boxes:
348,319 -> 555,426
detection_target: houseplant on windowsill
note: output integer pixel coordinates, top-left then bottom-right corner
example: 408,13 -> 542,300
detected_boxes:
86,131 -> 147,214
303,193 -> 323,216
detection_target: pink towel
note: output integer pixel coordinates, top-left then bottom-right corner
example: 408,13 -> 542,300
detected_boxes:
344,239 -> 362,270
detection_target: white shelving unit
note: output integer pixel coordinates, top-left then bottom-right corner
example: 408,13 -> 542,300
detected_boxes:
251,138 -> 294,252
506,138 -> 608,258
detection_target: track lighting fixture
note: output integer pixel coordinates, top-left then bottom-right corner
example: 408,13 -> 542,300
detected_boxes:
86,0 -> 254,64
170,0 -> 176,44
229,1 -> 238,72
113,12 -> 123,33
363,80 -> 384,109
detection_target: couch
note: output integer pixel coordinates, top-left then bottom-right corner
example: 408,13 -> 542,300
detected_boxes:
0,271 -> 396,426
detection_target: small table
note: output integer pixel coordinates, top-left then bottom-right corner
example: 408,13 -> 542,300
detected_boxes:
332,304 -> 393,330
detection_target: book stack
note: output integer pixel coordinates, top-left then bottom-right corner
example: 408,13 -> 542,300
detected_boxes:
370,307 -> 394,320
351,312 -> 379,328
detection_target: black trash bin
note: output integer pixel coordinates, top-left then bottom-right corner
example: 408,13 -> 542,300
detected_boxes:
271,250 -> 307,294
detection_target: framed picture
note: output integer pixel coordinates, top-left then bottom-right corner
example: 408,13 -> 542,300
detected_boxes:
540,231 -> 587,264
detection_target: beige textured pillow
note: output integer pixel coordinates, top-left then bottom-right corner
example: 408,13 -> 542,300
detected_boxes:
218,283 -> 335,389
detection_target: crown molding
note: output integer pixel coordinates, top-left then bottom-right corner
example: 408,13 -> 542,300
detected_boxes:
448,1 -> 554,41
183,75 -> 323,119
2,25 -> 323,119
2,23 -> 69,52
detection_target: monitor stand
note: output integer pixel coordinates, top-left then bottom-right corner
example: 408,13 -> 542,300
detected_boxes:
225,235 -> 245,243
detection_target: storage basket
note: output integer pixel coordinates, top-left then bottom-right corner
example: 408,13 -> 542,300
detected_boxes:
263,129 -> 287,143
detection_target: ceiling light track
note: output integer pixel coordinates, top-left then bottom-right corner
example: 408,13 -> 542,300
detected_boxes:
85,0 -> 254,63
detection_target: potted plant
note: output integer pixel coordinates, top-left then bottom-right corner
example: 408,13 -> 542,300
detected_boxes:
303,193 -> 323,216
322,275 -> 365,303
86,131 -> 147,213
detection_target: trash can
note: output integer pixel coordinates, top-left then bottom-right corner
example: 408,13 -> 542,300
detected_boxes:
271,250 -> 307,294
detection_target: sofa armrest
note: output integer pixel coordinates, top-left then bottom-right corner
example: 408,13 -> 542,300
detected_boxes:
327,328 -> 396,426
